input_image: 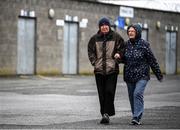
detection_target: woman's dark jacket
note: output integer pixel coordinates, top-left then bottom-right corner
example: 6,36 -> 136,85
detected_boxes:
88,30 -> 124,75
123,38 -> 163,83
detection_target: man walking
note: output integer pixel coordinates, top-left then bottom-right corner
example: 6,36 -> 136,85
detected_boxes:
88,17 -> 124,124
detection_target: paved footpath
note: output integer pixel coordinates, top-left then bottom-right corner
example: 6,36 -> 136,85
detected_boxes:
0,75 -> 180,129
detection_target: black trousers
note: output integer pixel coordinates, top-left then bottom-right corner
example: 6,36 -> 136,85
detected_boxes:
95,73 -> 118,116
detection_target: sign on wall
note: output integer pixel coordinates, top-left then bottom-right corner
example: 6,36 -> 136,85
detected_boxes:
117,16 -> 125,29
119,6 -> 134,18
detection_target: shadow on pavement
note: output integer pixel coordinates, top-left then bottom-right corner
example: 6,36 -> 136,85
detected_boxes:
1,106 -> 180,129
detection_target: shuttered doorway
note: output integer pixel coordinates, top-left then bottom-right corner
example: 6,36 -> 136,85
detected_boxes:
166,32 -> 177,74
17,17 -> 36,75
63,21 -> 78,74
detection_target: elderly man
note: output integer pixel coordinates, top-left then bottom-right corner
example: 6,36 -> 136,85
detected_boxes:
88,17 -> 124,124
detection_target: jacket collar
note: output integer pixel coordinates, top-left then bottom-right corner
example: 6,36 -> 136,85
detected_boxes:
96,30 -> 113,41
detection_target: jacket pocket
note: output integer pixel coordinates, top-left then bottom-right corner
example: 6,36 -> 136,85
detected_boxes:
106,58 -> 116,73
94,58 -> 103,71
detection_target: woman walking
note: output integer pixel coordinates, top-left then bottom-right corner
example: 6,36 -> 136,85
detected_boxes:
123,24 -> 163,125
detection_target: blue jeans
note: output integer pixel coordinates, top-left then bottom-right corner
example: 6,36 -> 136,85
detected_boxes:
126,80 -> 148,119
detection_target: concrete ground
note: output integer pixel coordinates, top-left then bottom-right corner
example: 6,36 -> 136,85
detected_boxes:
0,75 -> 180,129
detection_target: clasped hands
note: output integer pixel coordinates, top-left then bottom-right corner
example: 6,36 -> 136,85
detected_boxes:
114,53 -> 121,59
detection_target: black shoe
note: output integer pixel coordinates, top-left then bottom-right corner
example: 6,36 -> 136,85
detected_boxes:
131,117 -> 141,125
100,113 -> 110,124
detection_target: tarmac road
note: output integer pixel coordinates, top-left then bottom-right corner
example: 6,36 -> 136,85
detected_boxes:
0,75 -> 180,129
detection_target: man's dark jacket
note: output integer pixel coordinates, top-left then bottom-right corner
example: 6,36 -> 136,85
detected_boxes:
88,30 -> 124,75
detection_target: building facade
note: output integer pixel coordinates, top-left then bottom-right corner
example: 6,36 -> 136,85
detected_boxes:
0,0 -> 179,75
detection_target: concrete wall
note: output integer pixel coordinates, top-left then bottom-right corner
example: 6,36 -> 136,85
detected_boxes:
0,0 -> 179,75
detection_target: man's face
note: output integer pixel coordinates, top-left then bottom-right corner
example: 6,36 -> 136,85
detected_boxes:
100,25 -> 110,34
128,27 -> 136,39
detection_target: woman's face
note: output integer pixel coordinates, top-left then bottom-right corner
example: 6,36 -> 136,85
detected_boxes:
128,27 -> 136,39
100,25 -> 110,34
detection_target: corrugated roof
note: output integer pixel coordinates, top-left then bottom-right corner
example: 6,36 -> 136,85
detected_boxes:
98,0 -> 180,13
